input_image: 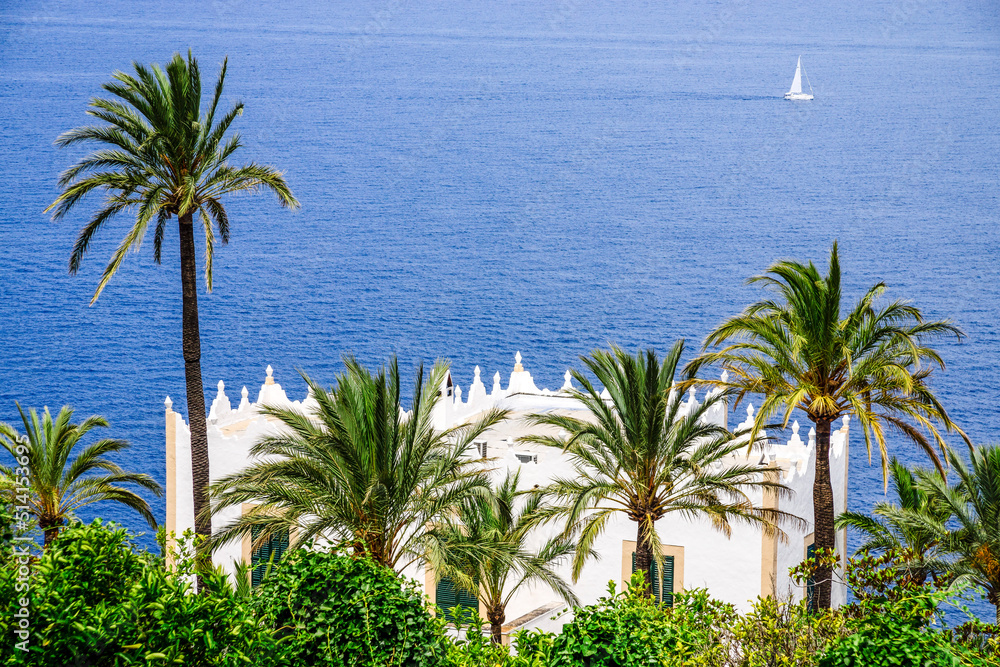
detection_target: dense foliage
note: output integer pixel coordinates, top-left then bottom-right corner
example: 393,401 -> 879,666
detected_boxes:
3,515 -> 1000,666
0,520 -> 271,666
255,547 -> 446,667
715,595 -> 846,667
543,573 -> 734,666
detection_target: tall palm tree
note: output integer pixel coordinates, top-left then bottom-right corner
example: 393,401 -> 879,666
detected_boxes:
436,470 -> 579,644
685,241 -> 965,609
835,458 -> 952,585
920,445 -> 1000,624
523,341 -> 800,599
206,357 -> 510,574
0,404 -> 161,547
45,52 -> 298,563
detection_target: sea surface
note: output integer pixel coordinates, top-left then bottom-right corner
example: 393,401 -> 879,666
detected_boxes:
1,0 -> 999,620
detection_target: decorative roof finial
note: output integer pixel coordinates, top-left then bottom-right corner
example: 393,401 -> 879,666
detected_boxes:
265,365 -> 274,385
792,420 -> 800,435
241,386 -> 249,399
164,396 -> 173,410
746,403 -> 755,418
474,365 -> 481,379
514,351 -> 524,372
721,370 -> 729,384
217,380 -> 225,393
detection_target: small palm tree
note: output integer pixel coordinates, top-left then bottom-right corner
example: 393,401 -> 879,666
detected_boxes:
0,405 -> 161,547
436,470 -> 579,644
523,341 -> 800,599
45,52 -> 298,562
920,445 -> 1000,624
207,357 -> 510,573
836,458 -> 952,585
685,242 -> 965,609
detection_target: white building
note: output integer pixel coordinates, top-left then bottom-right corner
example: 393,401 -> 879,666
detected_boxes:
164,352 -> 849,639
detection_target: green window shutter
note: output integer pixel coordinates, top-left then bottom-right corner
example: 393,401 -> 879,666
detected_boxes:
661,555 -> 674,607
436,576 -> 478,622
251,527 -> 288,588
632,552 -> 674,607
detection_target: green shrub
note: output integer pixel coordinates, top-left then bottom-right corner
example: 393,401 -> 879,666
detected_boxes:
817,622 -> 960,667
510,627 -> 557,666
439,607 -> 556,667
0,520 -> 271,666
255,548 -> 445,667
547,572 -> 734,667
716,595 -> 846,667
948,621 -> 1000,664
817,588 -> 964,667
442,608 -> 516,667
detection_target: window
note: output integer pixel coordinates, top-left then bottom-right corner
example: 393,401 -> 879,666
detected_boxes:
435,576 -> 479,622
631,552 -> 674,606
251,526 -> 289,587
515,453 -> 537,464
474,440 -> 488,458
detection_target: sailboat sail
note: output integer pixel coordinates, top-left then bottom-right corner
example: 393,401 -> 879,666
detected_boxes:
789,57 -> 803,95
784,56 -> 812,100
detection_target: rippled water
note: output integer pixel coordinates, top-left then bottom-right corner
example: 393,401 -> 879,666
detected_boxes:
1,0 -> 999,619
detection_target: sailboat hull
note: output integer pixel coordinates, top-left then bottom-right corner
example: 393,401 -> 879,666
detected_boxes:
784,92 -> 814,101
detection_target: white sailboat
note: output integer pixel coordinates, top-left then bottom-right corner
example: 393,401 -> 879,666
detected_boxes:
784,56 -> 814,101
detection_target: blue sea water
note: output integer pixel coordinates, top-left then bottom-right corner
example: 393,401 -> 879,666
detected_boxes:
2,0 -> 999,619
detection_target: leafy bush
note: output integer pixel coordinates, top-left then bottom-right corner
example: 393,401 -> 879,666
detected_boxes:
439,607 -> 556,667
510,627 -> 557,666
441,608 -> 519,667
711,595 -> 846,667
817,583 -> 970,667
255,548 -> 445,667
948,620 -> 1000,663
0,520 -> 271,666
547,572 -> 734,667
817,610 -> 960,666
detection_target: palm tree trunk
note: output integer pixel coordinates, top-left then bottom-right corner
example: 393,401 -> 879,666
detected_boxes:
634,520 -> 654,599
41,520 -> 59,549
178,212 -> 212,585
487,605 -> 505,645
812,417 -> 835,610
